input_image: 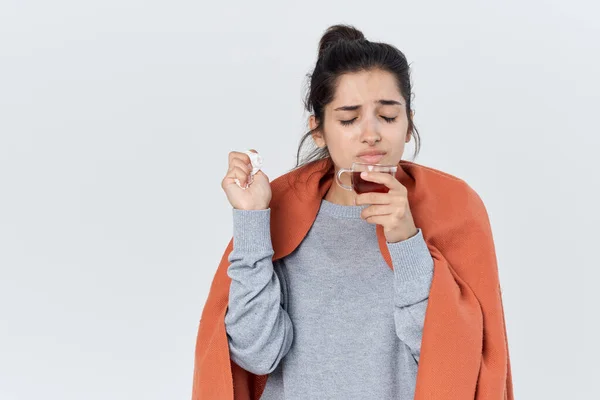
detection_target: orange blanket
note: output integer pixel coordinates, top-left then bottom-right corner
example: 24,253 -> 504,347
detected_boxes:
191,158 -> 514,399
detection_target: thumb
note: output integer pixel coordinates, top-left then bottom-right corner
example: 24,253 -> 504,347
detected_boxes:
255,169 -> 269,180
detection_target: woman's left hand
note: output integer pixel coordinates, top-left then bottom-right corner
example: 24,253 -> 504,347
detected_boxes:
355,171 -> 419,243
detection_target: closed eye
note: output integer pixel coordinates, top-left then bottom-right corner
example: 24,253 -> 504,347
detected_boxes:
340,116 -> 397,126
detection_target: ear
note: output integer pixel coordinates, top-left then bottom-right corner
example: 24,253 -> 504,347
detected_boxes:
309,115 -> 326,148
405,110 -> 415,143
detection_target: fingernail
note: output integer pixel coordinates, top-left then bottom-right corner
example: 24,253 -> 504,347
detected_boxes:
361,172 -> 367,178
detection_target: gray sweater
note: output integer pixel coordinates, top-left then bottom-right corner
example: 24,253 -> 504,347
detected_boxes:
224,198 -> 434,399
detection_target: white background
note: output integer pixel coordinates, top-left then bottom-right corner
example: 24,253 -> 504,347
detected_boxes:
1,1 -> 598,399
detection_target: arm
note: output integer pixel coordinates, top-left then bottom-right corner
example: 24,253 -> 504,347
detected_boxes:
386,228 -> 434,363
224,208 -> 294,375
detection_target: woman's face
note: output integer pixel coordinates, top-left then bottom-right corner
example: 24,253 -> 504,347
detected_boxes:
310,68 -> 412,171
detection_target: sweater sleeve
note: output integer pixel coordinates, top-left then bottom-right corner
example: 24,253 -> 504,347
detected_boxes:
223,208 -> 294,375
385,228 -> 434,363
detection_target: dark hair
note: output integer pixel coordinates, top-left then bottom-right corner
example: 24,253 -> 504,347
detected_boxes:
292,24 -> 421,175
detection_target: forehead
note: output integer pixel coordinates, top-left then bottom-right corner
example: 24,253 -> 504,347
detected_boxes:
331,69 -> 402,105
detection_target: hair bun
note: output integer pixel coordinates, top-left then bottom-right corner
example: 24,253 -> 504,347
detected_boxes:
318,24 -> 365,58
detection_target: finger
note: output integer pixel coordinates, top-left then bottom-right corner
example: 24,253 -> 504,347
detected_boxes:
360,171 -> 403,190
228,151 -> 252,166
225,166 -> 252,187
229,157 -> 252,175
362,214 -> 390,226
360,204 -> 394,220
355,191 -> 394,206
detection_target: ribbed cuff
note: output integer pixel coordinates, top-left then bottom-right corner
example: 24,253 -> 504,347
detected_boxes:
386,228 -> 434,281
232,208 -> 273,251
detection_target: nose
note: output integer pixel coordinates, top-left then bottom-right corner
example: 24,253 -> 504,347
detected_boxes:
359,115 -> 382,145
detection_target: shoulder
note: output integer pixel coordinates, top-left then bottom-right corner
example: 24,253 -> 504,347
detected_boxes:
400,160 -> 489,218
401,159 -> 468,188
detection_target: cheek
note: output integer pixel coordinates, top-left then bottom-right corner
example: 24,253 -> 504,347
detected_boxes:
382,127 -> 407,146
324,131 -> 357,166
326,126 -> 355,148
382,129 -> 408,158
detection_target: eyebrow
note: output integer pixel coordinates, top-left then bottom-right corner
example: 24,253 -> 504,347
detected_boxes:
334,99 -> 402,111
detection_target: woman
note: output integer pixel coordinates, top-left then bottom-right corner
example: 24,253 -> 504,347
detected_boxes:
192,24 -> 513,400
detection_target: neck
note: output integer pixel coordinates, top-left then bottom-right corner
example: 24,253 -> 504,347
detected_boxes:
323,180 -> 357,206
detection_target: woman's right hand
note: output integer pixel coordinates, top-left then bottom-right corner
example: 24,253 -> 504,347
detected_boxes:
221,150 -> 272,210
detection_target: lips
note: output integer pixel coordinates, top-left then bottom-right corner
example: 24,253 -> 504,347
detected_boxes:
358,154 -> 386,163
357,150 -> 387,164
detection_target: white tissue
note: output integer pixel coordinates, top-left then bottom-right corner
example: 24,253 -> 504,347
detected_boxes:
246,151 -> 263,175
234,150 -> 263,190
